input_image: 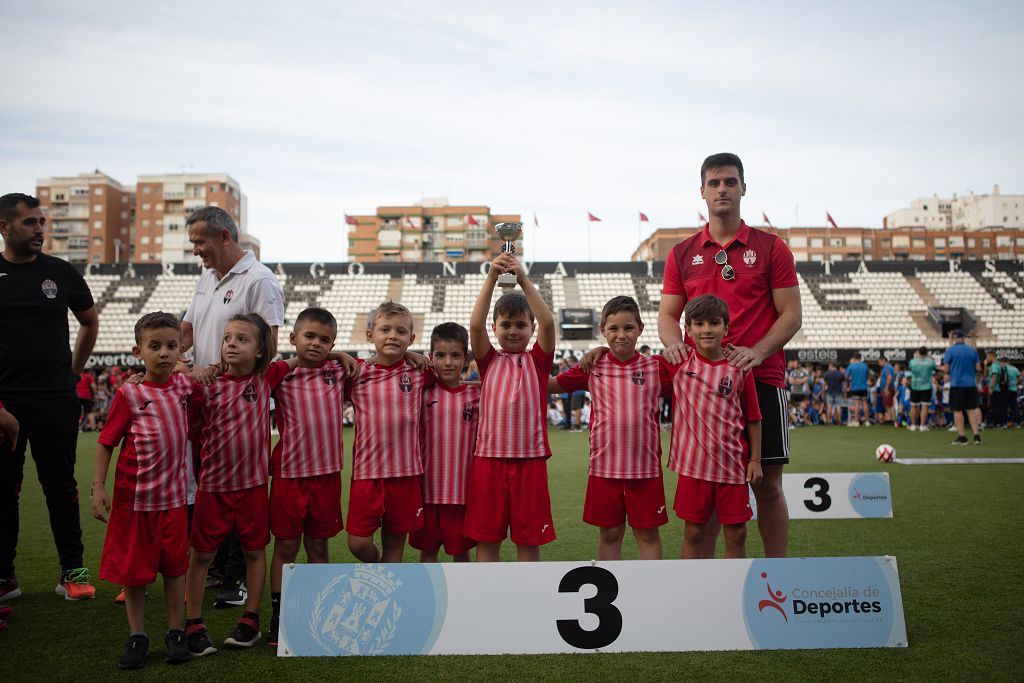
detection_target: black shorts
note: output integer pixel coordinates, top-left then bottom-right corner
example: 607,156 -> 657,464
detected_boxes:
79,398 -> 93,413
910,389 -> 932,404
755,381 -> 790,466
789,392 -> 807,404
949,386 -> 980,411
849,389 -> 868,399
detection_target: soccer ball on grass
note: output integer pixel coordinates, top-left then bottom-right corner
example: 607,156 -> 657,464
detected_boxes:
875,444 -> 895,463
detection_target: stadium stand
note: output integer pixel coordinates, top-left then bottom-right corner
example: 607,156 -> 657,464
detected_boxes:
72,260 -> 1024,365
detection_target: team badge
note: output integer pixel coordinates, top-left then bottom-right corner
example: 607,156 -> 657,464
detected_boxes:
242,383 -> 258,403
718,376 -> 734,397
398,374 -> 412,393
223,289 -> 234,305
322,368 -> 337,386
41,279 -> 58,299
743,249 -> 757,266
463,402 -> 476,423
632,370 -> 646,386
309,565 -> 403,655
691,254 -> 704,266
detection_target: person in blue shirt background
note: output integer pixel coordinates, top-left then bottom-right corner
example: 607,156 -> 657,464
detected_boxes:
845,353 -> 870,426
876,356 -> 897,425
940,330 -> 982,445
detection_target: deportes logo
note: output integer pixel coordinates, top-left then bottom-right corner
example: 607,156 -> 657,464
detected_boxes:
848,473 -> 892,518
242,383 -> 258,403
223,289 -> 234,305
398,374 -> 412,393
631,370 -> 645,387
742,558 -> 900,649
743,249 -> 757,266
718,376 -> 733,397
41,279 -> 58,299
280,564 -> 447,656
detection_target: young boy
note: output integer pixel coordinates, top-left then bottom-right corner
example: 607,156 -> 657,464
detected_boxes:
466,253 -> 556,562
549,296 -> 674,561
90,312 -> 198,669
266,307 -> 357,646
668,295 -> 762,559
409,323 -> 480,563
345,301 -> 434,564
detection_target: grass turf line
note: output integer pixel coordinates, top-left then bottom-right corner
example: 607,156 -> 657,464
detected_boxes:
2,425 -> 1022,680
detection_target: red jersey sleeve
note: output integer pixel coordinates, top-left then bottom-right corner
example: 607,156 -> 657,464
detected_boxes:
661,245 -> 685,296
97,389 -> 132,447
555,365 -> 590,393
529,343 -> 555,385
768,236 -> 799,289
476,346 -> 497,378
422,367 -> 437,389
654,355 -> 680,397
264,360 -> 290,390
741,370 -> 762,422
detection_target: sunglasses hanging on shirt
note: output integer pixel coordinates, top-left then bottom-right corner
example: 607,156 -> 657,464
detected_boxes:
714,249 -> 735,281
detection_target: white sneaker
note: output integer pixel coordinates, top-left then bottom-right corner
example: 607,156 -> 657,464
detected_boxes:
908,425 -> 917,432
848,421 -> 860,427
947,426 -> 958,432
920,426 -> 930,432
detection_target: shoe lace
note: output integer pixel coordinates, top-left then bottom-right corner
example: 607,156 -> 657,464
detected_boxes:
65,567 -> 91,584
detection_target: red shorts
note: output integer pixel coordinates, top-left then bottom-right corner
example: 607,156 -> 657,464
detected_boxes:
881,388 -> 894,408
270,472 -> 343,540
100,505 -> 188,586
346,476 -> 424,537
464,457 -> 555,546
409,504 -> 476,556
673,475 -> 752,525
583,475 -> 668,530
190,486 -> 270,553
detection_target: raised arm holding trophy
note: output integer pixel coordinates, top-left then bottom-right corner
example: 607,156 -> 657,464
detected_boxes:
495,222 -> 523,288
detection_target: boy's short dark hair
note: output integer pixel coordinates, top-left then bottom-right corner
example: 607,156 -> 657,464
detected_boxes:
918,346 -> 928,356
368,300 -> 413,331
0,193 -> 40,223
493,292 -> 534,322
430,322 -> 469,355
600,295 -> 642,327
684,294 -> 730,327
639,345 -> 651,354
700,153 -> 744,185
852,353 -> 862,360
295,307 -> 337,332
134,311 -> 181,344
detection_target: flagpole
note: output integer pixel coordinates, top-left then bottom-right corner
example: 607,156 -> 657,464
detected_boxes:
587,216 -> 592,262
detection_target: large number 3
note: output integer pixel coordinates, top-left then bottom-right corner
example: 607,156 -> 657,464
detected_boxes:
556,566 -> 623,649
803,476 -> 832,512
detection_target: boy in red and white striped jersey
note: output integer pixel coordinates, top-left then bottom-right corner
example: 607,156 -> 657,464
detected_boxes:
345,301 -> 434,564
410,322 -> 480,563
668,295 -> 763,559
549,296 -> 676,561
91,312 -> 199,668
466,253 -> 556,562
266,307 -> 358,647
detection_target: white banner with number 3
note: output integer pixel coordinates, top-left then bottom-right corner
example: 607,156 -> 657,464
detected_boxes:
751,472 -> 893,519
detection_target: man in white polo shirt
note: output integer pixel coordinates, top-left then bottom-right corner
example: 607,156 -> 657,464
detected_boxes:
180,206 -> 284,610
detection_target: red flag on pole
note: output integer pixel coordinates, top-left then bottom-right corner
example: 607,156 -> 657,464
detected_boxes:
466,214 -> 479,226
639,212 -> 649,222
762,212 -> 773,229
826,212 -> 838,229
404,214 -> 416,229
588,212 -> 602,222
344,214 -> 358,226
698,212 -> 708,227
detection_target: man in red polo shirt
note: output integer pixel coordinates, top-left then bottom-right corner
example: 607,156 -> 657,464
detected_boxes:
658,153 -> 802,557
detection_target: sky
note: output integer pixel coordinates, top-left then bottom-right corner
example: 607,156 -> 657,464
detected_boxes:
3,1 -> 1022,262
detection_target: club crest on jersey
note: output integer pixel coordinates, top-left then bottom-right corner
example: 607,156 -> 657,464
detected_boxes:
242,383 -> 258,403
743,249 -> 757,266
41,279 -> 58,299
718,376 -> 734,397
322,368 -> 336,386
398,374 -> 412,393
691,254 -> 704,266
632,370 -> 646,386
223,289 -> 235,305
463,403 -> 476,423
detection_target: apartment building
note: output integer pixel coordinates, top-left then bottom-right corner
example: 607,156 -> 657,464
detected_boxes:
37,171 -> 133,264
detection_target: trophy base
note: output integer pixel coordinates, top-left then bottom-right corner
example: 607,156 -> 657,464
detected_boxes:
497,272 -> 518,288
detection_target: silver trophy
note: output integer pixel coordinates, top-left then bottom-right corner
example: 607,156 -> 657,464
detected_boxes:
495,222 -> 522,288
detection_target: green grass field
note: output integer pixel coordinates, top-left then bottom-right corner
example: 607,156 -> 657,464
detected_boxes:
4,425 -> 1023,681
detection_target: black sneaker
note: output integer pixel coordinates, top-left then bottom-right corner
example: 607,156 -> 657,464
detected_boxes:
974,434 -> 982,445
267,615 -> 279,647
164,629 -> 192,665
185,624 -> 217,657
224,615 -> 261,648
951,435 -> 969,445
119,634 -> 149,670
213,580 -> 246,608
